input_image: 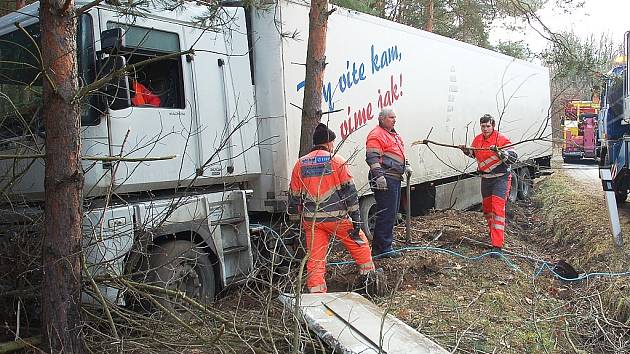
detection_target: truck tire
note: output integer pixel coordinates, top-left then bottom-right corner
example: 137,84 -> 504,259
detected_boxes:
508,171 -> 518,203
517,168 -> 533,200
359,195 -> 377,241
148,240 -> 216,310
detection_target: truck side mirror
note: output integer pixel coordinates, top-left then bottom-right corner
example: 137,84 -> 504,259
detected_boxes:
97,55 -> 131,110
100,28 -> 125,54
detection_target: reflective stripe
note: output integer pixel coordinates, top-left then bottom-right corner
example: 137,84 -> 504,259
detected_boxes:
303,186 -> 340,203
480,172 -> 506,178
358,261 -> 375,274
482,159 -> 503,172
348,204 -> 359,212
494,215 -> 506,223
494,224 -> 505,230
369,163 -> 382,169
366,147 -> 383,154
383,152 -> 405,163
478,155 -> 500,169
303,210 -> 347,218
309,284 -> 327,293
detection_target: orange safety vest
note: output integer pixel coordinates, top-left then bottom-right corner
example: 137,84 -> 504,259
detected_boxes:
131,81 -> 161,107
365,125 -> 405,178
289,149 -> 356,221
471,130 -> 512,174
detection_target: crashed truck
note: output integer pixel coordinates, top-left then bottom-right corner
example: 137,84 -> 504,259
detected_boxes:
0,0 -> 552,303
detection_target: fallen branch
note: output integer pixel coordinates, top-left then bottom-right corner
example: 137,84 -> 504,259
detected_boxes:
0,336 -> 41,353
412,136 -> 551,150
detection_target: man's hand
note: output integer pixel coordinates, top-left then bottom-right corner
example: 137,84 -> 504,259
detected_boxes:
458,145 -> 471,156
375,175 -> 388,190
405,165 -> 413,176
489,145 -> 500,153
348,224 -> 365,245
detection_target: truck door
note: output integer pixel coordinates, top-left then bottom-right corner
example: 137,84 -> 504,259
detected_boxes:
97,10 -> 198,191
181,7 -> 259,180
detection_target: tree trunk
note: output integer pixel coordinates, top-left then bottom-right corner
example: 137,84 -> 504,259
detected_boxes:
40,0 -> 84,352
424,0 -> 434,32
299,0 -> 329,157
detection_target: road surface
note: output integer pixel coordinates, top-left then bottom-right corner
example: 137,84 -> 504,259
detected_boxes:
562,161 -> 600,187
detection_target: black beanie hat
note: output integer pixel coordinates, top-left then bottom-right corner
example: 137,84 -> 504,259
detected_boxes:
312,123 -> 336,145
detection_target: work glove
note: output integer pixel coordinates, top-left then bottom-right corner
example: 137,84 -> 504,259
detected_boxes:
405,165 -> 413,176
348,224 -> 365,245
458,145 -> 472,156
489,145 -> 500,153
375,175 -> 388,190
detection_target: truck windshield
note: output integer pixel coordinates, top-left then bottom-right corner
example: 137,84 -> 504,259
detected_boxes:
0,14 -> 97,143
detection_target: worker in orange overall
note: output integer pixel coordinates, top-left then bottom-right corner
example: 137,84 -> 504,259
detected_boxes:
288,123 -> 384,294
459,114 -> 517,255
131,80 -> 161,107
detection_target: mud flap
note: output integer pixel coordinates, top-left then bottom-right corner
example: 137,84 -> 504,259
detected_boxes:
599,168 -> 624,247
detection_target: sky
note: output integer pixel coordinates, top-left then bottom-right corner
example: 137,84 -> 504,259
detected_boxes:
491,0 -> 630,54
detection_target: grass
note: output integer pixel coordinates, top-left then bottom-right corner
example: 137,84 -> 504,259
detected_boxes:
324,165 -> 630,352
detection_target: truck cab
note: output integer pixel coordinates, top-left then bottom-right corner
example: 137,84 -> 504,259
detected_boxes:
0,1 -> 263,305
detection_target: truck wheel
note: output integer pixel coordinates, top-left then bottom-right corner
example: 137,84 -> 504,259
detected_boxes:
359,195 -> 377,241
517,168 -> 533,200
148,240 -> 216,310
508,171 -> 518,203
615,190 -> 628,203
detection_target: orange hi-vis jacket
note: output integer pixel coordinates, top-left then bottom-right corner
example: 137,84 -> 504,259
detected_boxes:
131,81 -> 161,107
366,125 -> 405,179
469,130 -> 516,177
288,148 -> 361,222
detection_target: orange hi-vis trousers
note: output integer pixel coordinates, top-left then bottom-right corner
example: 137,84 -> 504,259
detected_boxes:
303,219 -> 375,293
481,173 -> 511,248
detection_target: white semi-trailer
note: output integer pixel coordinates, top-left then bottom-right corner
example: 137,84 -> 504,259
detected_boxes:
0,0 -> 551,302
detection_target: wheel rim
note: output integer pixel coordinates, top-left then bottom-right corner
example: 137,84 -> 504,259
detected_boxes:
519,169 -> 532,199
147,240 -> 216,312
169,261 -> 203,299
522,180 -> 530,196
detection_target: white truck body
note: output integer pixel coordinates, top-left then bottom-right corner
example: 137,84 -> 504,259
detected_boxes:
252,1 -> 551,213
0,0 -> 551,302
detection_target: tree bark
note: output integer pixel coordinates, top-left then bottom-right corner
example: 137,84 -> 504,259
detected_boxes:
40,0 -> 84,352
424,0 -> 434,32
298,0 -> 329,157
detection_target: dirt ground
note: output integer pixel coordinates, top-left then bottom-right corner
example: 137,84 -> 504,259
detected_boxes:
2,162 -> 628,353
322,163 -> 630,353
